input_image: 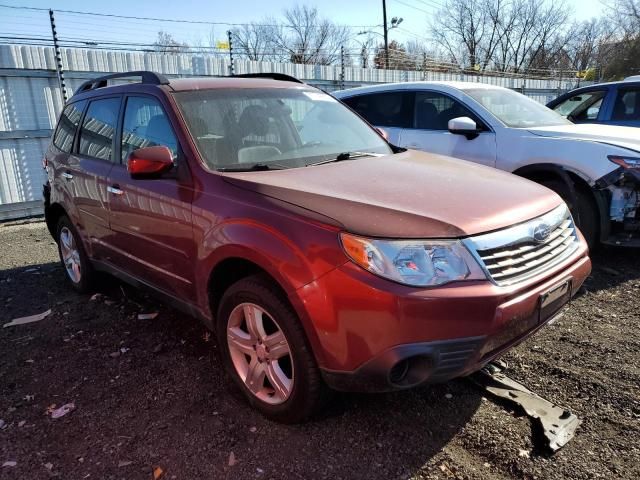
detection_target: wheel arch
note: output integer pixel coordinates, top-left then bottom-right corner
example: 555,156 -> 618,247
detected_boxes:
45,202 -> 68,239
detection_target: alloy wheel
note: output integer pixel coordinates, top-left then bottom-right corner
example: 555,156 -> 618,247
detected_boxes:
59,226 -> 82,283
226,302 -> 294,405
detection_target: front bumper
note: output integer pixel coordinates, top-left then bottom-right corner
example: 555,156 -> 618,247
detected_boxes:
295,243 -> 591,392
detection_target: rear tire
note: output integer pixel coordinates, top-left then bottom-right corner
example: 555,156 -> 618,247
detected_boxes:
539,179 -> 598,249
216,274 -> 329,423
56,216 -> 94,293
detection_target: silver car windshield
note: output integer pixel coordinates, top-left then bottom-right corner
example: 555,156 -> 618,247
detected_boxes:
173,88 -> 392,170
464,88 -> 571,128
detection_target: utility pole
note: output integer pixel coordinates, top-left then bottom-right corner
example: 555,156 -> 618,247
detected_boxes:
49,9 -> 67,102
227,30 -> 234,76
382,0 -> 389,69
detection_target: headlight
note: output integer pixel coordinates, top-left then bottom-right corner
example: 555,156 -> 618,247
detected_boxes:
340,233 -> 487,287
608,155 -> 640,169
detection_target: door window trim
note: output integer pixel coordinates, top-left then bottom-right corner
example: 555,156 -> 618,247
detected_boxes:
76,94 -> 124,163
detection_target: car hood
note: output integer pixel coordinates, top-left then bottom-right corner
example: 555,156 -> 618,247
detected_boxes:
222,151 -> 561,238
527,124 -> 640,153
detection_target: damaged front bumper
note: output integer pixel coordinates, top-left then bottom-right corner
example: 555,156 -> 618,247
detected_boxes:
595,167 -> 640,246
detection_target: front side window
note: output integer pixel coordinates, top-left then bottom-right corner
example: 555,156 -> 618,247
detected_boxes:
414,91 -> 479,130
121,96 -> 178,162
465,88 -> 570,128
612,88 -> 640,121
78,97 -> 121,161
52,101 -> 86,153
173,88 -> 392,170
342,91 -> 413,128
552,90 -> 606,121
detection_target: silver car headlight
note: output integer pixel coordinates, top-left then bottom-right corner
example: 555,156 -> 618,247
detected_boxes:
340,233 -> 487,287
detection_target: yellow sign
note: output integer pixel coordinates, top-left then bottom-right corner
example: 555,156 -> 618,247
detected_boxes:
216,41 -> 230,50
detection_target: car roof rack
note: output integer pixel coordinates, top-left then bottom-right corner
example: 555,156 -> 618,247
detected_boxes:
76,71 -> 170,93
233,73 -> 304,84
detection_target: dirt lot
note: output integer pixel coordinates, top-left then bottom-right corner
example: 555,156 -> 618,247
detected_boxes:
0,220 -> 638,480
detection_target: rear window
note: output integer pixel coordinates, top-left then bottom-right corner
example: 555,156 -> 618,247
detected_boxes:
52,101 -> 86,153
342,91 -> 414,128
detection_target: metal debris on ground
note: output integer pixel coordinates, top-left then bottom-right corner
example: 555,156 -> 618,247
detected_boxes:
470,362 -> 580,452
49,402 -> 75,419
137,312 -> 159,320
3,309 -> 51,328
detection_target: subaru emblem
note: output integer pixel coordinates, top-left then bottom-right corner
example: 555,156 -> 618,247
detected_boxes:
533,223 -> 552,243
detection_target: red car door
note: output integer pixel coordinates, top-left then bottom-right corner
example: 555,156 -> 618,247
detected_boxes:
106,94 -> 196,301
64,96 -> 122,258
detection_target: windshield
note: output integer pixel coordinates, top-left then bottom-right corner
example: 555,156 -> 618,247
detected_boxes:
173,88 -> 392,170
464,88 -> 571,128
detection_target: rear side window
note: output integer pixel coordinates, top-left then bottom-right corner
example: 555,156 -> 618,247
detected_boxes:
552,90 -> 606,121
52,101 -> 86,153
414,91 -> 479,130
612,88 -> 640,121
78,97 -> 121,161
121,96 -> 178,162
342,92 -> 413,128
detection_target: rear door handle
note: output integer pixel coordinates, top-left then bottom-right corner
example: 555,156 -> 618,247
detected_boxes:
107,185 -> 124,196
61,172 -> 73,180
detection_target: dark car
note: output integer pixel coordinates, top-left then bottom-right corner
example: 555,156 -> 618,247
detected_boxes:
43,71 -> 591,422
547,77 -> 640,127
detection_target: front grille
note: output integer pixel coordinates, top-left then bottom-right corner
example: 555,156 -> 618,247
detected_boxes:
467,205 -> 579,286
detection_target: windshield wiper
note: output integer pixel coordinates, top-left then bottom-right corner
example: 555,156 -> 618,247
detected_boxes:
306,151 -> 379,167
217,163 -> 288,172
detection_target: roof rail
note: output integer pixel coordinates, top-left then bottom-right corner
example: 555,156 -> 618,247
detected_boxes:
624,75 -> 640,82
233,73 -> 304,84
76,71 -> 170,94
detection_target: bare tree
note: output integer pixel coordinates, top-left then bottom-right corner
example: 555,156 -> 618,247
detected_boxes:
153,31 -> 189,53
373,40 -> 415,70
269,5 -> 350,65
229,23 -> 277,61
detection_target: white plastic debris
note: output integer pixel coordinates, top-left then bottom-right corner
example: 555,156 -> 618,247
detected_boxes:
3,309 -> 51,328
2,461 -> 17,468
445,393 -> 453,399
50,402 -> 75,419
137,312 -> 159,320
228,452 -> 237,467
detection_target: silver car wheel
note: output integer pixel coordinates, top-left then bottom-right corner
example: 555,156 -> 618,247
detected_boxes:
59,226 -> 82,283
227,302 -> 294,405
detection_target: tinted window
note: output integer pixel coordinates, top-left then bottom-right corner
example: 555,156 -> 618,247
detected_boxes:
553,90 -> 606,121
52,101 -> 86,153
121,96 -> 178,162
78,97 -> 120,161
342,92 -> 413,128
612,88 -> 640,121
414,91 -> 479,130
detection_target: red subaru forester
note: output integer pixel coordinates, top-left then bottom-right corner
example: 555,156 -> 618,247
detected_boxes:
43,71 -> 591,422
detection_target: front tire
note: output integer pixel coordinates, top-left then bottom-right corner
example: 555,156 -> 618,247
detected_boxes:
56,216 -> 94,293
216,275 -> 328,423
539,179 -> 598,249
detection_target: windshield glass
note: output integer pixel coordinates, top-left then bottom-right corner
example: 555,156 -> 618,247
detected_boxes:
464,88 -> 571,128
173,88 -> 392,170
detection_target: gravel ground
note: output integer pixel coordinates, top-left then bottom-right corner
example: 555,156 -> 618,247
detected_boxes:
0,219 -> 638,480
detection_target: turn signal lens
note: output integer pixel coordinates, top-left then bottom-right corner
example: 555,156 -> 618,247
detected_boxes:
608,155 -> 640,169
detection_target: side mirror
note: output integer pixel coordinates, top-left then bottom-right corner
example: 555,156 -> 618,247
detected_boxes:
448,116 -> 481,140
374,127 -> 389,141
127,146 -> 174,178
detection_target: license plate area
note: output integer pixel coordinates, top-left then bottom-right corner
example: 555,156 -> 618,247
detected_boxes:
539,280 -> 571,322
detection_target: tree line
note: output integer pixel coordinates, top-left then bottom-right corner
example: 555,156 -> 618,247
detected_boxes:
153,1 -> 640,80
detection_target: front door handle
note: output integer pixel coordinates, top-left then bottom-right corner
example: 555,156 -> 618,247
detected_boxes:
107,185 -> 124,196
61,172 -> 73,180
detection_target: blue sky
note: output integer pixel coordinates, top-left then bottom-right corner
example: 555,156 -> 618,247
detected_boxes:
0,0 -> 607,49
